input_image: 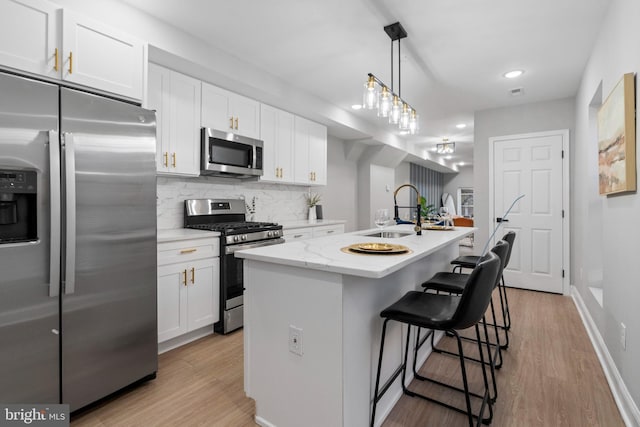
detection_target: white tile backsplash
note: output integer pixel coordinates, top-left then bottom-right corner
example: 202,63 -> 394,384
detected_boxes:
157,176 -> 311,230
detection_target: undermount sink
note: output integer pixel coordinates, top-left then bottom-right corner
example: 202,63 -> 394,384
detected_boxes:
361,231 -> 413,239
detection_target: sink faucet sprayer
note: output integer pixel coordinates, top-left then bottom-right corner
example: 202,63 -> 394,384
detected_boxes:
393,184 -> 422,235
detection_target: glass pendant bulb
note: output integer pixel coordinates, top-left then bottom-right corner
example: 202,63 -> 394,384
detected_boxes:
378,86 -> 391,117
409,110 -> 419,134
399,103 -> 410,130
389,95 -> 401,124
363,75 -> 378,110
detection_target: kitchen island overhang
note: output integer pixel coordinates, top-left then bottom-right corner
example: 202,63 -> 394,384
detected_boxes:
237,224 -> 476,427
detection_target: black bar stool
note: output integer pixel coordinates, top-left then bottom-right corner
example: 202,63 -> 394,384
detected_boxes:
420,240 -> 510,404
452,231 -> 516,343
371,252 -> 501,427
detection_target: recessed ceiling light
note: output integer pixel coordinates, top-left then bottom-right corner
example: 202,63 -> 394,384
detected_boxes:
351,104 -> 363,110
503,70 -> 524,79
456,123 -> 466,129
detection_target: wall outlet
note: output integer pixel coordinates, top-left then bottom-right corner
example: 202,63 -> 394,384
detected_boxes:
620,323 -> 626,350
289,325 -> 303,356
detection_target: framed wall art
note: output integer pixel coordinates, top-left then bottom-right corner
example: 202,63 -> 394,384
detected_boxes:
597,73 -> 636,195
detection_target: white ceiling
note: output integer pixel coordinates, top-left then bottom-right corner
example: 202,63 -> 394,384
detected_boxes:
121,0 -> 611,169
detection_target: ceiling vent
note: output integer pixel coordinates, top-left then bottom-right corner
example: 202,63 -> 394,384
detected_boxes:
510,87 -> 525,97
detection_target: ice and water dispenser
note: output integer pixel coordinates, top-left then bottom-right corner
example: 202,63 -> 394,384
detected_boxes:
0,169 -> 37,244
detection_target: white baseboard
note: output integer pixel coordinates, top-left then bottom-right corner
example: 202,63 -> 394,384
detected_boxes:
158,325 -> 214,354
571,285 -> 640,427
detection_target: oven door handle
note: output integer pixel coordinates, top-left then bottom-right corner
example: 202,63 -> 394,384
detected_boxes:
225,238 -> 285,254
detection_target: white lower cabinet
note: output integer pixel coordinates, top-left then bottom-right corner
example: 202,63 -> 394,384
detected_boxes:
157,237 -> 219,344
312,224 -> 344,238
283,228 -> 313,242
283,224 -> 344,242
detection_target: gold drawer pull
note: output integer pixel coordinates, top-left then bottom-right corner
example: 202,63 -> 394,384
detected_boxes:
54,48 -> 59,71
180,248 -> 197,254
234,117 -> 239,130
229,117 -> 234,129
190,267 -> 195,284
182,270 -> 188,286
163,152 -> 169,167
68,51 -> 73,74
171,152 -> 176,168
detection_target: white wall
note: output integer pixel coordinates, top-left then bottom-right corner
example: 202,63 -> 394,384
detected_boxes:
394,162 -> 412,218
324,136 -> 358,232
443,166 -> 474,216
572,0 -> 640,416
473,97 -> 575,254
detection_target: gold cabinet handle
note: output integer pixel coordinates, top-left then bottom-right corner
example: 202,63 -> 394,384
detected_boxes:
179,248 -> 197,254
171,152 -> 176,168
54,48 -> 59,71
182,270 -> 188,286
234,117 -> 239,130
229,117 -> 234,129
190,267 -> 195,284
163,152 -> 169,167
68,51 -> 73,74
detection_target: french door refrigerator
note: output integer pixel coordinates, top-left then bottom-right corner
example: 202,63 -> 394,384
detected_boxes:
0,71 -> 157,411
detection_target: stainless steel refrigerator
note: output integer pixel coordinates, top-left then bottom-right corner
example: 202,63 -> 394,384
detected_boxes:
0,71 -> 157,411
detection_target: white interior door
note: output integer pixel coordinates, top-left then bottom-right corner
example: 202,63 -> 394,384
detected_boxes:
492,131 -> 566,294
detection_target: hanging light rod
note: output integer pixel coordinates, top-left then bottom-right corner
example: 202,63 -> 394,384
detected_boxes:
362,22 -> 419,135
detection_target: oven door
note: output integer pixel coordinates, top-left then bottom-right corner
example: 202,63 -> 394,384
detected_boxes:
223,238 -> 285,308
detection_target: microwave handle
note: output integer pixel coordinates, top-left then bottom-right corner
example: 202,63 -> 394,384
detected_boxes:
251,144 -> 256,169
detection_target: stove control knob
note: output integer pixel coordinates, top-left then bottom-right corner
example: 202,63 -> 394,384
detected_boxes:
241,235 -> 247,241
267,231 -> 273,237
233,236 -> 240,243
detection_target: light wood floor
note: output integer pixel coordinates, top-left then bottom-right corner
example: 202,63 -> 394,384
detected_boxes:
72,288 -> 624,427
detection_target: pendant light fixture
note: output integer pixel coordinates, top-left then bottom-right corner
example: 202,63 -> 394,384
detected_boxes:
362,22 -> 419,134
436,138 -> 455,154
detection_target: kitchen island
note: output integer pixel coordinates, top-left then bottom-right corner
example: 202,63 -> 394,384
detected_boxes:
236,224 -> 475,427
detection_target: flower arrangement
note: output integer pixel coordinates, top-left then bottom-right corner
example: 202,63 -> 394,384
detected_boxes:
305,192 -> 321,207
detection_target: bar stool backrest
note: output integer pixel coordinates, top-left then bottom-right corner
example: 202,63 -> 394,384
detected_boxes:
502,231 -> 516,268
451,251 -> 501,330
490,240 -> 510,288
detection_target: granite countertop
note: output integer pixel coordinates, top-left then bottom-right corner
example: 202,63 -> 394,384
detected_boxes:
157,228 -> 220,243
235,224 -> 475,279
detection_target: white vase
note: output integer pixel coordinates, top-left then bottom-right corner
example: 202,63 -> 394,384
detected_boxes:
308,206 -> 317,221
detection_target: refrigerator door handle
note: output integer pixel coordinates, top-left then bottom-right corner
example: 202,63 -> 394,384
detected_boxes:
49,130 -> 61,297
62,132 -> 76,295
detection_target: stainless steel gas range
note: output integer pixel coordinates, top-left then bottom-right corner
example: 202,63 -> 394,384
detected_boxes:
184,199 -> 284,334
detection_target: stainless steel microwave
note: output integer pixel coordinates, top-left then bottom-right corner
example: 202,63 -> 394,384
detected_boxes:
201,128 -> 263,178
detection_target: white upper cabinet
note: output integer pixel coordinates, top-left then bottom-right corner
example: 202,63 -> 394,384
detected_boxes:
308,120 -> 328,186
201,82 -> 260,139
62,10 -> 144,100
0,0 -> 145,100
294,116 -> 327,186
0,0 -> 60,78
260,104 -> 294,183
148,63 -> 201,176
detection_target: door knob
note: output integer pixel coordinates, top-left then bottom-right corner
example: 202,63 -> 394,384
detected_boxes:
496,217 -> 509,223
